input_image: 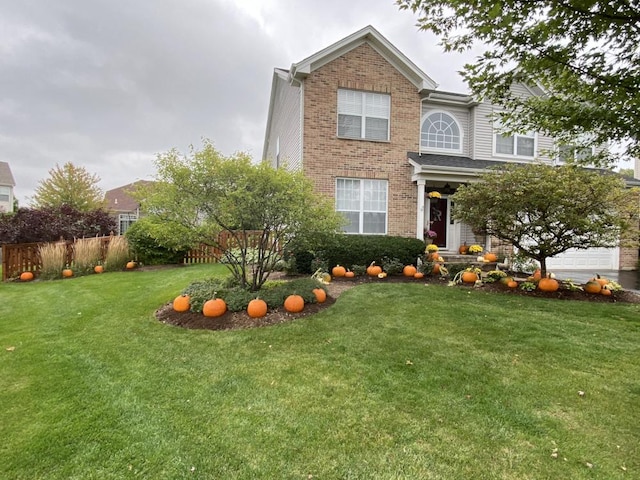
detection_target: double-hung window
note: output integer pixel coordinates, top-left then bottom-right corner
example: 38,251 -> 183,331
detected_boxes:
336,178 -> 387,234
0,186 -> 10,203
337,89 -> 390,141
495,130 -> 536,158
558,144 -> 593,162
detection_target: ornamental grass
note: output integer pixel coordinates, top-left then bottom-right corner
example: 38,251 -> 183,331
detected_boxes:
38,241 -> 67,280
72,237 -> 103,275
104,235 -> 130,271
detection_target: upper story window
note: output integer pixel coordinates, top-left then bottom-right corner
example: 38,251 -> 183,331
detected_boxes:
494,130 -> 536,158
336,178 -> 387,234
421,111 -> 462,152
0,186 -> 10,203
558,144 -> 594,163
337,89 -> 390,141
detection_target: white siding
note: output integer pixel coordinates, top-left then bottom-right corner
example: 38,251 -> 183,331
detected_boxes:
264,74 -> 303,171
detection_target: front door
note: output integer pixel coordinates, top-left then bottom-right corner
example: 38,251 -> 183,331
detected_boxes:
428,197 -> 448,248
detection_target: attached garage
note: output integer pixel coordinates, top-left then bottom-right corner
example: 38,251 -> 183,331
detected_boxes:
546,247 -> 619,270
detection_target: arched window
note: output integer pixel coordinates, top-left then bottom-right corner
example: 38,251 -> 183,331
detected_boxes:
421,111 -> 461,152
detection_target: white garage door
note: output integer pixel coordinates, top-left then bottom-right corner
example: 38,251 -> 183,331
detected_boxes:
546,247 -> 618,270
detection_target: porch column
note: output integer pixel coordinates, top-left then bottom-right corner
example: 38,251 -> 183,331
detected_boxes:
416,180 -> 425,240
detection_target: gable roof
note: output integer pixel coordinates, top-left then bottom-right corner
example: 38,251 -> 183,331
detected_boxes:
289,25 -> 438,93
0,161 -> 16,186
104,180 -> 153,212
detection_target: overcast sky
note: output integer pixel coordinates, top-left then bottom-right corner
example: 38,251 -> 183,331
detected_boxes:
1,0 -> 482,205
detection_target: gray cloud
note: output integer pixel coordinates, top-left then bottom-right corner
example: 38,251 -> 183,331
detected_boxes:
1,0 -> 475,204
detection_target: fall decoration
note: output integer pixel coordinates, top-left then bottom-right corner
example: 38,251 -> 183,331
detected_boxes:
413,272 -> 424,279
591,274 -> 609,287
126,261 -> 136,269
538,276 -> 559,292
312,288 -> 327,303
377,272 -> 388,279
468,244 -> 483,254
367,262 -> 382,276
62,269 -> 73,278
432,263 -> 441,275
344,271 -> 355,278
247,298 -> 268,318
461,271 -> 478,284
584,280 -> 602,294
600,288 -> 612,296
506,280 -> 518,289
172,295 -> 191,312
94,265 -> 104,274
19,272 -> 34,281
484,252 -> 498,262
458,243 -> 469,255
203,298 -> 227,317
331,265 -> 346,277
284,294 -> 305,313
403,265 -> 417,277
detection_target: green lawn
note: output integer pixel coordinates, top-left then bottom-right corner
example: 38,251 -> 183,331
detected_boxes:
1,264 -> 639,479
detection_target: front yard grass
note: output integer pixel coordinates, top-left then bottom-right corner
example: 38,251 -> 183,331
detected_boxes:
1,264 -> 639,479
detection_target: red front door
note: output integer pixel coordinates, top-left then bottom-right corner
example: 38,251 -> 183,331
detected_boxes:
429,198 -> 448,248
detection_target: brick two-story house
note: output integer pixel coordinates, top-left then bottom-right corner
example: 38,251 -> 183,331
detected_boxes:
263,25 -> 637,270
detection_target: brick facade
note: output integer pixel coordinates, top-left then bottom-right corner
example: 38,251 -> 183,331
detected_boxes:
301,43 -> 420,237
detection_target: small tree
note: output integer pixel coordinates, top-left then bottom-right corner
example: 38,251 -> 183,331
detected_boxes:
452,163 -> 639,277
31,162 -> 104,211
137,140 -> 344,291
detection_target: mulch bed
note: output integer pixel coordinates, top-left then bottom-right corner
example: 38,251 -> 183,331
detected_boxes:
156,274 -> 640,331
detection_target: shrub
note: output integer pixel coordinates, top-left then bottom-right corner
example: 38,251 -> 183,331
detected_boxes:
39,242 -> 67,279
126,220 -> 189,265
484,270 -> 507,283
105,235 -> 130,271
381,256 -> 404,275
286,234 -> 425,273
72,237 -> 103,275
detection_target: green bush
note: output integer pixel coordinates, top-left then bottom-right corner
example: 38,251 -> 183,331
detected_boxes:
287,234 -> 425,273
181,276 -> 326,312
126,219 -> 190,265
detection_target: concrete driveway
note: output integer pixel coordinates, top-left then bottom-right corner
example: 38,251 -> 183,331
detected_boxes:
552,270 -> 639,291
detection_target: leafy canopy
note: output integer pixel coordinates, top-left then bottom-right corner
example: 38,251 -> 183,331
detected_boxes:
452,163 -> 639,276
397,0 -> 640,166
31,162 -> 104,211
137,140 -> 344,291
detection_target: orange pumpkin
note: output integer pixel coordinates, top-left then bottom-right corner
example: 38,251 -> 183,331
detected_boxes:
584,280 -> 602,294
506,280 -> 518,289
600,288 -> 612,296
591,274 -> 609,287
367,263 -> 382,276
62,269 -> 73,278
403,265 -> 417,277
312,288 -> 327,303
413,272 -> 424,279
126,261 -> 136,269
94,265 -> 104,274
203,298 -> 227,317
172,294 -> 191,312
461,271 -> 478,284
484,252 -> 498,262
20,271 -> 34,281
247,298 -> 268,318
538,276 -> 559,292
428,252 -> 440,261
458,243 -> 469,255
531,269 -> 542,282
432,263 -> 441,275
344,271 -> 355,278
284,294 -> 305,313
332,265 -> 346,277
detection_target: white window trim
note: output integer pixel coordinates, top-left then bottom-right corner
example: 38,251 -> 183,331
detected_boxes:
335,178 -> 388,235
492,129 -> 537,160
420,109 -> 463,154
337,89 -> 390,142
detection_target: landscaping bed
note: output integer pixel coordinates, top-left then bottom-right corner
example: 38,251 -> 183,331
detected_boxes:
156,273 -> 640,331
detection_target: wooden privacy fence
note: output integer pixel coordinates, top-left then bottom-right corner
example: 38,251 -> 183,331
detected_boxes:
2,230 -> 277,281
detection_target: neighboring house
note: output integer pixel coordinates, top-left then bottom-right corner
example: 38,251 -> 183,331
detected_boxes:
263,25 -> 637,270
104,181 -> 152,234
0,161 -> 16,214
